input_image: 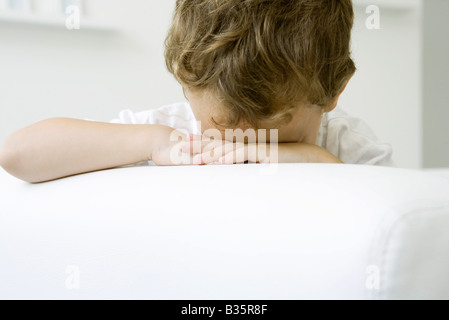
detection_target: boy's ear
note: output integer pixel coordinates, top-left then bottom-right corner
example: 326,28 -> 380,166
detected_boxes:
325,74 -> 354,113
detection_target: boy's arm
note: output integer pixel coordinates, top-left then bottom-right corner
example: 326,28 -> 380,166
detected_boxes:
0,118 -> 177,183
180,139 -> 343,164
274,143 -> 343,164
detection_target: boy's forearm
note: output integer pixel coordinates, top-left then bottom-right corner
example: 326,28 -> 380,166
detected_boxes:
0,119 -> 164,183
277,143 -> 343,164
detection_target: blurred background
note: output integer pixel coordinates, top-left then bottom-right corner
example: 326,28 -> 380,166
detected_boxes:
0,0 -> 448,169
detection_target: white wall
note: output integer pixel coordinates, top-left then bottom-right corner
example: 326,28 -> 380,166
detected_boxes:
340,0 -> 423,169
0,0 -> 184,141
0,0 -> 439,169
422,0 -> 449,168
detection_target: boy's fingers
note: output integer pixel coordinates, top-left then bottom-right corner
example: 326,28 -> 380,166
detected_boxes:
218,146 -> 244,164
202,141 -> 238,164
183,154 -> 200,166
179,139 -> 205,154
218,144 -> 261,164
192,154 -> 204,165
235,146 -> 249,163
200,138 -> 229,154
166,147 -> 200,166
180,136 -> 226,155
190,140 -> 262,165
247,144 -> 261,163
182,141 -> 267,165
199,146 -> 223,164
190,143 -> 225,165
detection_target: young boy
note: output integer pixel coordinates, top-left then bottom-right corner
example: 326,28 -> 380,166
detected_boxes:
0,0 -> 393,183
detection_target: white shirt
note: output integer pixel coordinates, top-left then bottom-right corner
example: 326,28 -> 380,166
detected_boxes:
110,102 -> 395,166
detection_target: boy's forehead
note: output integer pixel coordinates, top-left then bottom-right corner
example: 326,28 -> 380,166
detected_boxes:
185,87 -> 323,144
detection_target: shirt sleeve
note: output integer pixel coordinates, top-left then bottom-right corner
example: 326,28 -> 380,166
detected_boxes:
109,103 -> 200,135
109,109 -> 159,124
324,111 -> 395,167
108,103 -> 200,167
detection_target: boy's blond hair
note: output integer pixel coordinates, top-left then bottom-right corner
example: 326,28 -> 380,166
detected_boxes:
165,0 -> 356,129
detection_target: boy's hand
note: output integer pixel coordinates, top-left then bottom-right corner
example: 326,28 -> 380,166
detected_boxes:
180,135 -> 271,164
150,126 -> 198,166
179,134 -> 343,165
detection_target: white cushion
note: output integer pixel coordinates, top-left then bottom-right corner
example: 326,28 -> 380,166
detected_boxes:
1,164 -> 449,299
424,168 -> 449,180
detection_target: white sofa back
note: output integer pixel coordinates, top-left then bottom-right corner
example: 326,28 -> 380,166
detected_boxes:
1,164 -> 448,299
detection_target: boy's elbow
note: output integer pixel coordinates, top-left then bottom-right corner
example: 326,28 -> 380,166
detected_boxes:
0,133 -> 33,183
0,135 -> 18,171
1,119 -> 68,183
0,148 -> 8,171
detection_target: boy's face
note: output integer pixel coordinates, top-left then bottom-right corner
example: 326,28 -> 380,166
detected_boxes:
184,87 -> 325,145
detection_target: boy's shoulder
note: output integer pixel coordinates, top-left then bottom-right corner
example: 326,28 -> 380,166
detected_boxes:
323,106 -> 377,138
318,106 -> 394,166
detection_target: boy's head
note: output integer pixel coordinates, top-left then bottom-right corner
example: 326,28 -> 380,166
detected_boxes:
165,0 -> 356,142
